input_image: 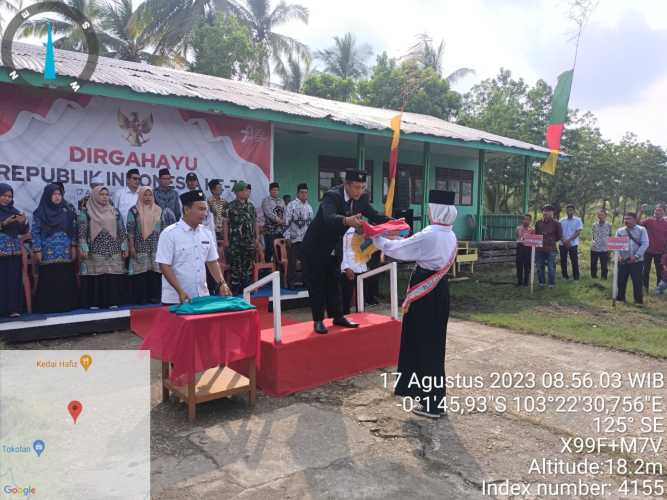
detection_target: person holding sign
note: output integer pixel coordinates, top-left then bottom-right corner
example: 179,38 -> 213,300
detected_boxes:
372,190 -> 458,419
615,212 -> 649,305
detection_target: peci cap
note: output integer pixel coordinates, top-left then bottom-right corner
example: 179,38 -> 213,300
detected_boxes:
185,172 -> 199,182
345,170 -> 367,183
269,182 -> 279,190
428,190 -> 456,205
180,189 -> 206,205
127,168 -> 140,177
297,183 -> 308,191
158,168 -> 171,177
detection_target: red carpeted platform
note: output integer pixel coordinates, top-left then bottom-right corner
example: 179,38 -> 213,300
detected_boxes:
250,313 -> 402,396
131,304 -> 402,398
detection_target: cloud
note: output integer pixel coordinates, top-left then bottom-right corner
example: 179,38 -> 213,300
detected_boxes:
526,11 -> 667,109
130,0 -> 666,148
595,75 -> 667,146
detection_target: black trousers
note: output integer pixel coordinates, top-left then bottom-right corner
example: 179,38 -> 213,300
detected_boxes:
591,251 -> 610,279
340,272 -> 358,315
516,244 -> 531,285
304,254 -> 342,321
395,267 -> 449,416
559,244 -> 580,280
286,241 -> 304,288
643,253 -> 664,289
617,261 -> 643,304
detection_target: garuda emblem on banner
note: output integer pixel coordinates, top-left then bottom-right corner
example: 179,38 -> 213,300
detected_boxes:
117,110 -> 154,146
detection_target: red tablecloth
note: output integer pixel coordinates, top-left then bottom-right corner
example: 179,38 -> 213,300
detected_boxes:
140,307 -> 261,385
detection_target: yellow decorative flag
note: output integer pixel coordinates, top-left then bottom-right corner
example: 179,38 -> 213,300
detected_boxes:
384,113 -> 402,215
352,113 -> 403,264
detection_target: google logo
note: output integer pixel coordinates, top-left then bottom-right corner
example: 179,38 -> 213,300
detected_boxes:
2,484 -> 36,497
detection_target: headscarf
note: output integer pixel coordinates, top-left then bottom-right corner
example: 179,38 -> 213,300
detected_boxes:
0,183 -> 22,237
136,186 -> 162,240
86,186 -> 117,241
34,183 -> 76,239
429,203 -> 458,226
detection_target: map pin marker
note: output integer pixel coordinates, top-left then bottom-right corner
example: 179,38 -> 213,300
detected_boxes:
33,440 -> 45,457
68,400 -> 83,424
80,354 -> 92,372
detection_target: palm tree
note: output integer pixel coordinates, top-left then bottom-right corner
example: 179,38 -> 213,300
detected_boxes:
136,0 -> 309,83
99,0 -> 174,64
17,0 -> 116,53
0,0 -> 23,36
221,0 -> 309,84
133,0 -> 216,59
316,32 -> 372,80
406,33 -> 474,84
275,52 -> 310,92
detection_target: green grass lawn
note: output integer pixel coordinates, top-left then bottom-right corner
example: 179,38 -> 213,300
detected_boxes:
381,217 -> 666,358
450,249 -> 667,358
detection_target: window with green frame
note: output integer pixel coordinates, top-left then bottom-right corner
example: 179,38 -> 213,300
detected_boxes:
382,162 -> 424,205
435,168 -> 473,206
318,156 -> 373,201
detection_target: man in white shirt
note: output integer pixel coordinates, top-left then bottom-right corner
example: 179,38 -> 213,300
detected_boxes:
156,189 -> 231,304
559,204 -> 583,281
112,168 -> 141,226
340,227 -> 368,315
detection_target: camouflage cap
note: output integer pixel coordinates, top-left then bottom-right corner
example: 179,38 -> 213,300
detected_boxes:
233,181 -> 248,193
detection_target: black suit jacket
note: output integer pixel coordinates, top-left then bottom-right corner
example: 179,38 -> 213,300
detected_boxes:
302,185 -> 389,260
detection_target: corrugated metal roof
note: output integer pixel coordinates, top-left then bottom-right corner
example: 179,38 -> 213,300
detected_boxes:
5,42 -> 552,156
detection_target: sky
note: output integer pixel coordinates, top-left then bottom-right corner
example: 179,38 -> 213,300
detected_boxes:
275,0 -> 666,148
5,0 -> 665,148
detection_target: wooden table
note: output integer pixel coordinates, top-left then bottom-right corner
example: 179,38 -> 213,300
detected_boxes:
140,307 -> 261,422
162,360 -> 256,422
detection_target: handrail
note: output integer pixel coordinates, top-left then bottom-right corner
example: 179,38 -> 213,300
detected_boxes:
356,262 -> 399,320
243,271 -> 282,343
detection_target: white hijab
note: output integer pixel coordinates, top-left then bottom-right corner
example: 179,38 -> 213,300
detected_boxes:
429,203 -> 457,226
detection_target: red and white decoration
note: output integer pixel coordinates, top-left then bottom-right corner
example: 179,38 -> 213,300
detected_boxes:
0,83 -> 272,218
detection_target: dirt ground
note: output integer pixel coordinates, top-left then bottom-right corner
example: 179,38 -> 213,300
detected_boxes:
4,307 -> 666,499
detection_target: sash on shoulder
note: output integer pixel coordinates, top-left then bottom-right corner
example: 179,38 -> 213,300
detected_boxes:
402,249 -> 457,313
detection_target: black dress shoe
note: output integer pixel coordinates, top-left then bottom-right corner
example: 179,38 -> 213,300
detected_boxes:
314,321 -> 328,334
333,317 -> 359,328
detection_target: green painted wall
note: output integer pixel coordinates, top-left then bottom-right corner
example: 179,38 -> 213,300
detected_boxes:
274,130 -> 479,240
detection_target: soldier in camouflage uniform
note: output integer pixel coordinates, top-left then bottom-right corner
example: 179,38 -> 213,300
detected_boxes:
226,181 -> 257,294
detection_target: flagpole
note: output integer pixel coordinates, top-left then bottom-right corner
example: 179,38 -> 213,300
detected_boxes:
530,246 -> 535,295
612,252 -> 619,307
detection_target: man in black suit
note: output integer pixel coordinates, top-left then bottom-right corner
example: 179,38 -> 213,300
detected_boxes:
302,170 -> 389,334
